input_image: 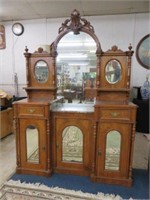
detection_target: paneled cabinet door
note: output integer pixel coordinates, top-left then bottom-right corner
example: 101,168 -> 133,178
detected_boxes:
19,119 -> 47,170
96,122 -> 131,178
55,117 -> 91,176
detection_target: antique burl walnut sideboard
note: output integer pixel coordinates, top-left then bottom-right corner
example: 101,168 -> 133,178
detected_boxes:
13,10 -> 137,186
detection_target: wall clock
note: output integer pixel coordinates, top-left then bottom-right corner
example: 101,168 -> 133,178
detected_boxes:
0,25 -> 6,49
12,23 -> 24,36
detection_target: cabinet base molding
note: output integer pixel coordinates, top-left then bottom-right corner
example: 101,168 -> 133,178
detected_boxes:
91,176 -> 132,187
16,168 -> 52,177
54,167 -> 90,176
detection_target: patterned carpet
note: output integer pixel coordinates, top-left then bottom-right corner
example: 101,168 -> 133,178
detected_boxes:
0,180 -> 128,200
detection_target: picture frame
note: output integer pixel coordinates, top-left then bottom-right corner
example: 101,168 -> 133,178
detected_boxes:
0,25 -> 6,49
136,34 -> 150,70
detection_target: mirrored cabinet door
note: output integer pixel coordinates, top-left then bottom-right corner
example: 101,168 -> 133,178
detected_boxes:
19,119 -> 47,170
96,122 -> 131,178
62,126 -> 83,163
55,117 -> 91,175
26,125 -> 39,163
105,130 -> 121,171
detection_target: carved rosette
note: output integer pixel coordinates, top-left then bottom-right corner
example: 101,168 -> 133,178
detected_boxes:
58,9 -> 95,35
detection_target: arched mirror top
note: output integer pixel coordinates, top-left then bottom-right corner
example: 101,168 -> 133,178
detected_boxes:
105,59 -> 122,84
52,9 -> 102,54
52,9 -> 101,103
34,60 -> 49,83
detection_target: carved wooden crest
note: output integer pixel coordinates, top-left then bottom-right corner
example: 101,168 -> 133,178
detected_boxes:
59,9 -> 94,34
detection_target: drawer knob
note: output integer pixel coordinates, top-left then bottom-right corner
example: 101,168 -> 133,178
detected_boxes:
111,112 -> 119,117
98,150 -> 102,156
27,108 -> 35,113
42,145 -> 46,151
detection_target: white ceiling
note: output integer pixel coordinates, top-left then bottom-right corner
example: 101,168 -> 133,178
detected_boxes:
0,0 -> 149,22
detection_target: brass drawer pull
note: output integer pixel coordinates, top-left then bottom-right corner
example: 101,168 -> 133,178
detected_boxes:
111,112 -> 119,117
27,108 -> 35,113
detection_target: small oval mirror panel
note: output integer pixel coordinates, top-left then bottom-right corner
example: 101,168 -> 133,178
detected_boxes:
105,59 -> 121,84
34,60 -> 49,83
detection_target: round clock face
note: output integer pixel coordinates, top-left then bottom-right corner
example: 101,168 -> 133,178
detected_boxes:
12,23 -> 24,36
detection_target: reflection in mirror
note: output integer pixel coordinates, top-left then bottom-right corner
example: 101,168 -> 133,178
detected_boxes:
26,125 -> 39,163
62,126 -> 83,162
105,130 -> 121,170
34,60 -> 49,83
105,60 -> 121,84
56,31 -> 97,103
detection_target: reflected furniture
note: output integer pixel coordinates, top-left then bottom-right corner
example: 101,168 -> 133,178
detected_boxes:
0,107 -> 13,139
63,89 -> 76,103
133,98 -> 149,133
13,9 -> 137,186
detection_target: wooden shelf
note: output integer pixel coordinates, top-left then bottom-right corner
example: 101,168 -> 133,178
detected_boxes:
97,88 -> 130,92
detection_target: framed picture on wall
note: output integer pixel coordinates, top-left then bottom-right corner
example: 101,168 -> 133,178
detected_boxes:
136,34 -> 150,70
0,25 -> 6,49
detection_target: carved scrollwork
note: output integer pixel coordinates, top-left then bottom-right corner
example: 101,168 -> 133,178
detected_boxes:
58,9 -> 94,34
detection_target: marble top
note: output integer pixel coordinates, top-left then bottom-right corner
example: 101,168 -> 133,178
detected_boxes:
52,103 -> 94,113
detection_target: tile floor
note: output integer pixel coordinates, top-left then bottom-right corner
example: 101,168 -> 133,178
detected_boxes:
0,133 -> 16,186
0,132 -> 149,187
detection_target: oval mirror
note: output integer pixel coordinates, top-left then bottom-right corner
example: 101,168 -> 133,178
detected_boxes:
34,60 -> 49,83
105,59 -> 121,84
56,31 -> 97,103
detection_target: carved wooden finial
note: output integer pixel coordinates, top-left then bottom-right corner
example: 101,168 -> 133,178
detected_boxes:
38,47 -> 43,53
58,9 -> 94,34
111,45 -> 118,51
128,43 -> 132,51
25,46 -> 28,53
71,9 -> 81,34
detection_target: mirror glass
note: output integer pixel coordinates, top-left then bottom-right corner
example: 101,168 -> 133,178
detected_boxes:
105,59 -> 121,84
62,126 -> 83,162
105,130 -> 121,170
56,31 -> 97,103
26,125 -> 39,163
34,60 -> 49,83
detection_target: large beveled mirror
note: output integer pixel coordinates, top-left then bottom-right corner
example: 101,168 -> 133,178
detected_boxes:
56,32 -> 97,103
52,9 -> 101,104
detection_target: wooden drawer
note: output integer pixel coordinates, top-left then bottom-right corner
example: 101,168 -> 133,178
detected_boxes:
99,108 -> 130,120
18,105 -> 45,117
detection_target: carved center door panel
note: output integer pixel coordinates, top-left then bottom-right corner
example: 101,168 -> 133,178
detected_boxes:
55,117 -> 92,176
